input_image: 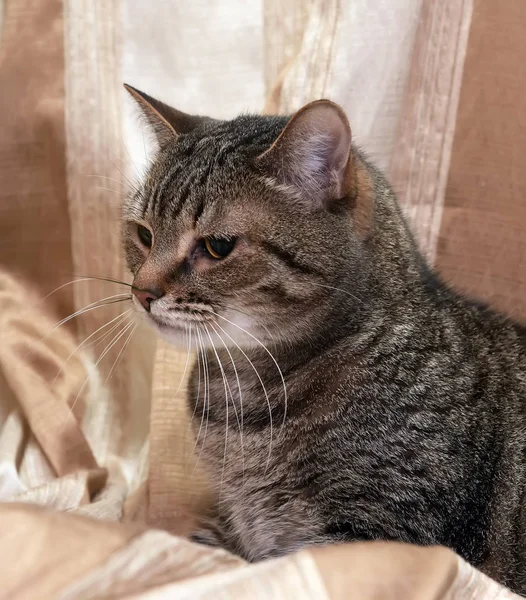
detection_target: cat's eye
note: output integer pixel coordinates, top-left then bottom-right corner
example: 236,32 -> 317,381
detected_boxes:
137,224 -> 153,248
204,237 -> 236,259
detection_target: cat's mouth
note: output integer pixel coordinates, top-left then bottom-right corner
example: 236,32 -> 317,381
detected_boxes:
145,301 -> 260,350
149,303 -> 215,329
146,304 -> 221,349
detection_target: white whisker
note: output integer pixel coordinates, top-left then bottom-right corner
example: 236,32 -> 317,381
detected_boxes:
170,325 -> 194,472
204,325 -> 241,499
171,325 -> 193,400
192,326 -> 208,457
309,281 -> 364,305
85,174 -> 128,188
121,140 -> 143,180
209,322 -> 245,487
51,309 -> 132,388
104,322 -> 137,385
212,311 -> 288,442
53,294 -> 131,330
194,326 -> 211,470
212,320 -> 274,475
66,318 -> 135,423
204,325 -> 229,498
42,277 -> 119,302
95,186 -> 128,197
89,311 -> 133,351
110,159 -> 140,195
184,325 -> 202,465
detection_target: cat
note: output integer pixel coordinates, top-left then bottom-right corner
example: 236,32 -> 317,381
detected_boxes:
123,84 -> 526,594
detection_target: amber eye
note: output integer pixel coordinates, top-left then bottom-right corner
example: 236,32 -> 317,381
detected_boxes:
137,224 -> 153,248
204,237 -> 236,259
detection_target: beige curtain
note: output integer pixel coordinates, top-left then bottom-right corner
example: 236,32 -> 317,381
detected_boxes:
0,0 -> 525,597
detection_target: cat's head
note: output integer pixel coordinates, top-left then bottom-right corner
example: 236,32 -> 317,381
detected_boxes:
123,85 -> 374,349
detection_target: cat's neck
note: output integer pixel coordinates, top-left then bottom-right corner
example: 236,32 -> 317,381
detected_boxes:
247,162 -> 439,371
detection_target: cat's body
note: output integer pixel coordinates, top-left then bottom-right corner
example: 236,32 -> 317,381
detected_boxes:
123,86 -> 526,594
189,157 -> 526,591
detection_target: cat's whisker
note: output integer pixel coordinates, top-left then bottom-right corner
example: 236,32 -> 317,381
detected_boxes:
89,313 -> 135,351
212,312 -> 287,443
165,323 -> 195,473
53,294 -> 132,330
42,277 -> 132,306
308,281 -> 365,305
17,288 -> 132,384
204,325 -> 229,500
64,317 -> 135,427
103,321 -> 138,386
205,325 -> 243,500
121,140 -> 143,181
110,159 -> 141,196
28,295 -> 131,359
192,326 -> 208,459
194,326 -> 212,471
184,325 -> 203,467
42,277 -> 120,302
85,174 -> 129,189
212,320 -> 274,476
51,309 -> 132,389
95,185 -> 129,198
190,325 -> 201,422
75,276 -> 132,288
170,325 -> 193,402
209,322 -> 246,488
206,326 -> 242,434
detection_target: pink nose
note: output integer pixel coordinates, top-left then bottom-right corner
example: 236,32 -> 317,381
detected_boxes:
132,288 -> 162,312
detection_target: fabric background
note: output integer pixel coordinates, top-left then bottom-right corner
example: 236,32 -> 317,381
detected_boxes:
0,0 -> 525,597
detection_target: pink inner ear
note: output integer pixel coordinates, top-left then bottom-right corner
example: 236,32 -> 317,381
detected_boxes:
294,105 -> 351,177
319,107 -> 353,173
260,101 -> 352,203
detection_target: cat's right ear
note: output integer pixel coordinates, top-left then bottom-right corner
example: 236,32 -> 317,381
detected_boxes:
256,100 -> 353,207
124,84 -> 206,147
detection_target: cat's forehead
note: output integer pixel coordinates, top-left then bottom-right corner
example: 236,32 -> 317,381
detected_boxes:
168,114 -> 289,164
135,114 -> 289,221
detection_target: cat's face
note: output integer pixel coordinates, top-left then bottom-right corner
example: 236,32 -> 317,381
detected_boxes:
123,86 -> 367,349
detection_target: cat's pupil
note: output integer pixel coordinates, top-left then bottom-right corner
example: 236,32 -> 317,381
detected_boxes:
137,224 -> 152,247
205,237 -> 235,259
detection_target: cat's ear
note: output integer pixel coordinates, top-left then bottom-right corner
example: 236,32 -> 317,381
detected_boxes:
124,84 -> 206,147
257,100 -> 352,205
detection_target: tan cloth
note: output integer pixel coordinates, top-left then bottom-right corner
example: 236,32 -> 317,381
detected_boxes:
0,502 -> 520,600
1,0 -> 525,597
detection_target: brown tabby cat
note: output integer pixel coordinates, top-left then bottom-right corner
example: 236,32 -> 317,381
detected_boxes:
123,84 -> 526,594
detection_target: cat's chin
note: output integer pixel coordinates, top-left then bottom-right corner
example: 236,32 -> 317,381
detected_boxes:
158,328 -> 189,348
151,320 -> 191,348
151,320 -> 249,352
153,319 -> 213,350
144,311 -> 269,352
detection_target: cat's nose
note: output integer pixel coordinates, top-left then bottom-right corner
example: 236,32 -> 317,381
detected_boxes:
132,287 -> 163,312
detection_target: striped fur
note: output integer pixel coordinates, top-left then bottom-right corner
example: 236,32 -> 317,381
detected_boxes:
123,91 -> 526,595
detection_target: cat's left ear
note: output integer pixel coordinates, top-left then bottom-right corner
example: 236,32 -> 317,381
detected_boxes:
124,84 -> 209,147
256,100 -> 352,206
